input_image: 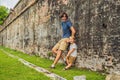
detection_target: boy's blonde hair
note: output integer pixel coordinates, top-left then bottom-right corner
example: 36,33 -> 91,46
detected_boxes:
69,36 -> 76,42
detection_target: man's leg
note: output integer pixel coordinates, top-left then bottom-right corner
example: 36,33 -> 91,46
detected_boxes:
51,38 -> 68,68
52,48 -> 58,55
51,50 -> 62,68
52,42 -> 60,55
52,51 -> 67,66
53,50 -> 62,65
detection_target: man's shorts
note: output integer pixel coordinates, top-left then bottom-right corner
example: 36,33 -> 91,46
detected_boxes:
53,38 -> 69,51
68,56 -> 76,64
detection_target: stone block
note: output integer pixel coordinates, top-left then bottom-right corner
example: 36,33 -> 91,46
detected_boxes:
73,75 -> 86,80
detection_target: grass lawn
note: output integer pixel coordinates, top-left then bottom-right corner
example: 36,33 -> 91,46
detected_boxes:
0,46 -> 106,80
0,48 -> 51,80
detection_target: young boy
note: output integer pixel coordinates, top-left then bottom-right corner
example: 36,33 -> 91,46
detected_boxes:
64,37 -> 77,70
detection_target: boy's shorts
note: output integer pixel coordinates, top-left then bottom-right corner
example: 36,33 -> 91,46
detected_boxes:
68,56 -> 76,64
53,38 -> 69,51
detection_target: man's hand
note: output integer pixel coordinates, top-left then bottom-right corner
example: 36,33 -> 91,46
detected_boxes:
71,36 -> 75,39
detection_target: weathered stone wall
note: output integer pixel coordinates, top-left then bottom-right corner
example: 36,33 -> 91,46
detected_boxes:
0,0 -> 120,73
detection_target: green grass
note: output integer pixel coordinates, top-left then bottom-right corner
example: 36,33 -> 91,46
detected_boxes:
0,46 -> 106,80
0,48 -> 51,80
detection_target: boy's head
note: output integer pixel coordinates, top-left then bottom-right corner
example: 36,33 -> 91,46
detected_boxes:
69,37 -> 75,43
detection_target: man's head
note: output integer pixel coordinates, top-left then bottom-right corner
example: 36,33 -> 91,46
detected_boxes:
60,12 -> 68,22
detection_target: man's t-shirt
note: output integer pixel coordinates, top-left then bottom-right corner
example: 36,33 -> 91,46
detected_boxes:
61,20 -> 72,38
69,43 -> 77,57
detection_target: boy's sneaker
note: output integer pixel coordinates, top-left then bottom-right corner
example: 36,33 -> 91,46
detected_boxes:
63,67 -> 68,70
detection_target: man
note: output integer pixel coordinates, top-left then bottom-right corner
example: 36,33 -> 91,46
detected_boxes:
51,12 -> 76,68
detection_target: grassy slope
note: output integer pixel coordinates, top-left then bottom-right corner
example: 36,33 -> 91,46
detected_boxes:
0,49 -> 51,80
0,46 -> 106,80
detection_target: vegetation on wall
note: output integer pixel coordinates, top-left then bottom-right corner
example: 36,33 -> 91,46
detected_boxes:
0,6 -> 9,25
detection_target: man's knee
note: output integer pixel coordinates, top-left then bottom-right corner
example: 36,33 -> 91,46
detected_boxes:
57,50 -> 62,56
52,48 -> 54,52
52,48 -> 57,54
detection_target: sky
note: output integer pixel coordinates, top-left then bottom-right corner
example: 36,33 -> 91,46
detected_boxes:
0,0 -> 19,9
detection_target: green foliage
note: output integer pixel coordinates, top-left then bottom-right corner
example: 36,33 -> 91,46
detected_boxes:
0,46 -> 106,80
47,51 -> 53,57
0,6 -> 9,25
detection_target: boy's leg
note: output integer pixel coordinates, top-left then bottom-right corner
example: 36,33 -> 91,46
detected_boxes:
65,56 -> 76,69
66,57 -> 69,65
65,57 -> 72,69
65,63 -> 72,69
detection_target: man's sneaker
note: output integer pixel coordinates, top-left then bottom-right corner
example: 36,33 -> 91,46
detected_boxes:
50,64 -> 55,69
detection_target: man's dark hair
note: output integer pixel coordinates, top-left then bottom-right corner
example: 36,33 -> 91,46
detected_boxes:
60,12 -> 68,19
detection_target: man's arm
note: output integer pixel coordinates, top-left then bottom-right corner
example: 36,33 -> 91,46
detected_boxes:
70,26 -> 76,38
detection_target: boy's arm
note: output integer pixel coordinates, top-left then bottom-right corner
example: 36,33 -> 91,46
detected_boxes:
66,48 -> 75,58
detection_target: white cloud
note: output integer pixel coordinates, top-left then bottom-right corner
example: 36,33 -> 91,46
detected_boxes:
0,0 -> 19,9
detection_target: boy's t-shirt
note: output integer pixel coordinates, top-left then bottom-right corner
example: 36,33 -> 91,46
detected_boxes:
69,43 -> 77,57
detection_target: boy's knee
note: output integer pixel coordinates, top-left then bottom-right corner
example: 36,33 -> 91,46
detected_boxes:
69,63 -> 72,66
